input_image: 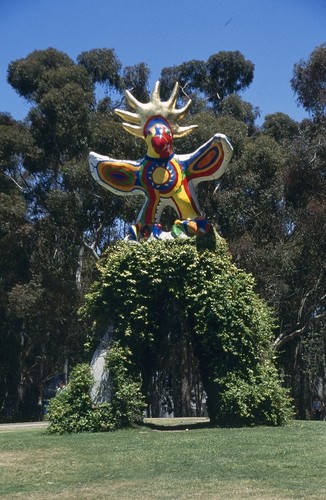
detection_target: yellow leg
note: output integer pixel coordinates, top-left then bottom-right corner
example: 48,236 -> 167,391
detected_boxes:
171,184 -> 200,220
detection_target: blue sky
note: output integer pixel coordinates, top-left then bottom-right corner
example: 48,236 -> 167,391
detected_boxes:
1,0 -> 325,124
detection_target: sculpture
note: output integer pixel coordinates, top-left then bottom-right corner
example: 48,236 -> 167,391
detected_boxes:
89,82 -> 233,240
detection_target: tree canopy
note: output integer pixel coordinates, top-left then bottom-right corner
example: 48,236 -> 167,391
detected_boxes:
291,43 -> 326,117
0,44 -> 325,422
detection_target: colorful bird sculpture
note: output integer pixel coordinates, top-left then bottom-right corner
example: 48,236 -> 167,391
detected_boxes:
89,81 -> 233,240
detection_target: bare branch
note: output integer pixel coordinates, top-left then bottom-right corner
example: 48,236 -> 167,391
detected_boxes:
76,245 -> 85,289
297,273 -> 324,325
4,172 -> 24,191
83,238 -> 100,261
274,312 -> 326,350
273,325 -> 307,351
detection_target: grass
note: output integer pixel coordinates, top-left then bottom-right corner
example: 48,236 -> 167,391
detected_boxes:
0,419 -> 325,499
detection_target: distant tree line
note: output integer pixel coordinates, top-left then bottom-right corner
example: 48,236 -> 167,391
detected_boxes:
0,43 -> 325,421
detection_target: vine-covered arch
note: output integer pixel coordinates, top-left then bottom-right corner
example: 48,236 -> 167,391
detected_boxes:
83,235 -> 293,426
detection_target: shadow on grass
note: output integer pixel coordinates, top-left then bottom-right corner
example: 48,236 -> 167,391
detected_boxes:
142,418 -> 212,431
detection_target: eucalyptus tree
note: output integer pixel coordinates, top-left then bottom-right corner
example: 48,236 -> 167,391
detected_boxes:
271,45 -> 326,413
291,43 -> 326,118
160,50 -> 255,110
2,47 -> 150,419
0,113 -> 33,417
206,44 -> 325,416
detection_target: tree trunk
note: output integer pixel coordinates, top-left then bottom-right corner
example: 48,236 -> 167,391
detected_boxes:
282,339 -> 312,419
172,317 -> 192,417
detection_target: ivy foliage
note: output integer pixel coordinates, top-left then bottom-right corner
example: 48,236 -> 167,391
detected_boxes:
106,341 -> 146,428
82,234 -> 293,427
47,363 -> 102,434
47,344 -> 145,433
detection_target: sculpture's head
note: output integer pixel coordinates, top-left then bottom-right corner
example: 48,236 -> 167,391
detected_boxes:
114,81 -> 198,156
143,115 -> 173,158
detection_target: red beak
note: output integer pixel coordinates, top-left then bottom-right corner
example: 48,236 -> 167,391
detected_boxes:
151,133 -> 173,158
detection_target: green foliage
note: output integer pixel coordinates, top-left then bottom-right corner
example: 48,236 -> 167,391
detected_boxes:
122,62 -> 150,101
77,48 -> 122,89
216,364 -> 294,427
47,363 -> 114,434
291,43 -> 326,117
160,50 -> 254,107
47,348 -> 145,434
219,94 -> 260,132
106,341 -> 146,428
262,112 -> 300,143
7,48 -> 76,102
82,236 -> 293,426
206,51 -> 254,104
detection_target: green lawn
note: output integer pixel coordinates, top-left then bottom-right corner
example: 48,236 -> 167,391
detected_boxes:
0,420 -> 325,499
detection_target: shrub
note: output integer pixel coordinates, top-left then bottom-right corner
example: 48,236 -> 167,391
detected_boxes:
47,349 -> 145,434
47,364 -> 99,434
47,363 -> 116,433
215,364 -> 295,427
